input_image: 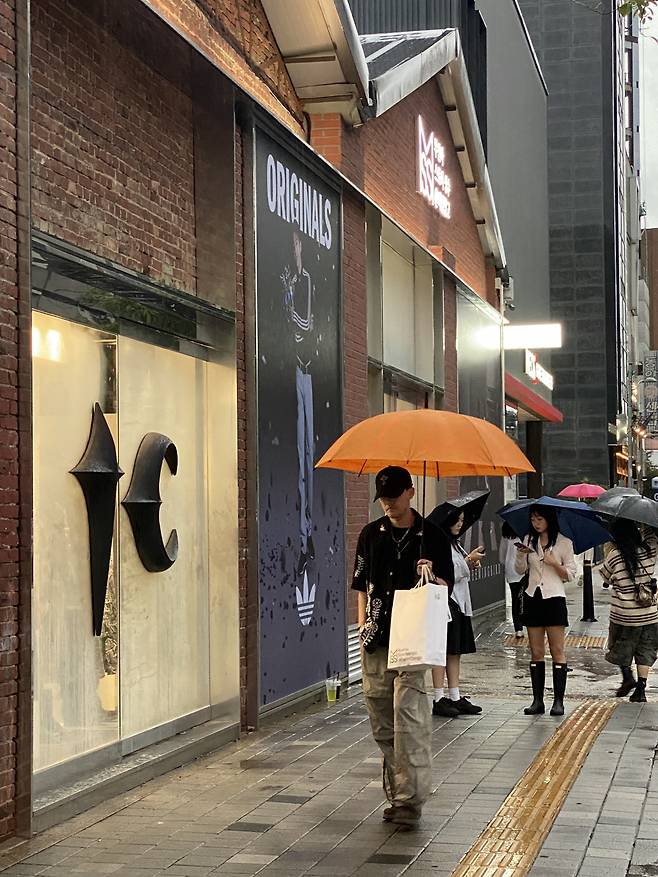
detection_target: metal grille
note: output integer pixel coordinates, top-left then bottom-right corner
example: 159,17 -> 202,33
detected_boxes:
348,623 -> 362,683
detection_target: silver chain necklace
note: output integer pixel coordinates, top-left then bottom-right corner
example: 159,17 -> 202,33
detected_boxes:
390,527 -> 412,561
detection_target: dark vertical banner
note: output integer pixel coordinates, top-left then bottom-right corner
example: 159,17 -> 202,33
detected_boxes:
456,292 -> 505,611
255,130 -> 345,705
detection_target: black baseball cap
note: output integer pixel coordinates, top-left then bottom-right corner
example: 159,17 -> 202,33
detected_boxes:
373,466 -> 414,502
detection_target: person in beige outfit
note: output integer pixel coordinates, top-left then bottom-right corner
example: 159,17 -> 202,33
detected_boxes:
515,505 -> 577,716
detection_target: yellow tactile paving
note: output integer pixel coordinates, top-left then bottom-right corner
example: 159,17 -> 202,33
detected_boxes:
450,698 -> 617,877
503,634 -> 608,649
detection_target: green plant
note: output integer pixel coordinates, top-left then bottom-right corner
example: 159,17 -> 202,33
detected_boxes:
619,0 -> 656,20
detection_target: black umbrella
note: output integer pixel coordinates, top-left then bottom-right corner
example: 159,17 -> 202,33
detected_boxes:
590,489 -> 658,529
427,489 -> 490,535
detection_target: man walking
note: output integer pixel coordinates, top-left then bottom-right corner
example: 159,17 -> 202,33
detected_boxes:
352,466 -> 454,829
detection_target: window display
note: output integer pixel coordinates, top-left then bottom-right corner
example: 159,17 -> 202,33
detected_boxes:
32,310 -> 238,781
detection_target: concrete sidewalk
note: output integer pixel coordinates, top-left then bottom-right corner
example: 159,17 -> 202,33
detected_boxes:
0,575 -> 656,877
0,695 -> 566,877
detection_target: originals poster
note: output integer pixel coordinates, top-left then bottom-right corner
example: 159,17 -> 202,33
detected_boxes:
255,130 -> 345,705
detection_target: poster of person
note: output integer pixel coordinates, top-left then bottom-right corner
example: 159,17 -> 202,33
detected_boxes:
456,292 -> 505,611
256,130 -> 345,706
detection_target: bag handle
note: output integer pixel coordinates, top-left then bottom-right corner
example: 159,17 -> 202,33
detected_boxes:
416,563 -> 435,588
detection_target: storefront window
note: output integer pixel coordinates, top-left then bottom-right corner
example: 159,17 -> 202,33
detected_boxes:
505,403 -> 519,442
32,293 -> 238,782
381,243 -> 434,383
33,313 -> 119,773
117,337 -> 211,740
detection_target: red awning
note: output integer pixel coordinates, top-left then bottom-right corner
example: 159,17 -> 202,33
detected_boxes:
505,373 -> 563,423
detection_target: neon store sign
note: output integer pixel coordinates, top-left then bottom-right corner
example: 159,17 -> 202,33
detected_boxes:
525,349 -> 554,391
417,115 -> 452,219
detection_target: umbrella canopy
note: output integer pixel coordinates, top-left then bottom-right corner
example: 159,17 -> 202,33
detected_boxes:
427,490 -> 490,534
497,495 -> 611,554
558,483 -> 606,499
590,489 -> 658,529
315,409 -> 534,478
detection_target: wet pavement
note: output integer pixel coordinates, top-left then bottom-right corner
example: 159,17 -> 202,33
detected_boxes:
0,572 -> 657,877
469,568 -> 623,705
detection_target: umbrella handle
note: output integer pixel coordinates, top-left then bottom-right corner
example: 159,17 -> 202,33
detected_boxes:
421,461 -> 427,558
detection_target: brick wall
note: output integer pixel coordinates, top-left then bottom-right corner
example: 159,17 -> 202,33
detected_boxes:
234,123 -> 251,729
143,0 -> 304,137
342,194 -> 368,623
313,80 -> 493,302
31,0 -> 197,293
310,114 -> 343,170
0,0 -> 20,839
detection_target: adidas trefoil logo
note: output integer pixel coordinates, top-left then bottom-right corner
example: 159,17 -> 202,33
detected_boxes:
296,570 -> 316,626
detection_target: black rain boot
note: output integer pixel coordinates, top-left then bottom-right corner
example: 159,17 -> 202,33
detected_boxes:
550,664 -> 568,716
524,661 -> 545,715
630,677 -> 648,703
616,666 -> 637,698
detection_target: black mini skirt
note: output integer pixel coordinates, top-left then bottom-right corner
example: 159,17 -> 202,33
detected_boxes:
521,587 -> 568,628
446,598 -> 477,655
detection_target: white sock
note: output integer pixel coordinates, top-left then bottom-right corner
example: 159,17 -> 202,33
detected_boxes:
449,687 -> 460,701
434,687 -> 444,702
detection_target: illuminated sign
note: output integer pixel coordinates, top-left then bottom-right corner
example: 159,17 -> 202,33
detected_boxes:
525,350 -> 554,391
417,116 -> 451,219
504,323 -> 562,350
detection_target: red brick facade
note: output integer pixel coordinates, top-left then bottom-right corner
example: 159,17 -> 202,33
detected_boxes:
311,80 -> 494,302
144,0 -> 304,136
0,0 -> 502,842
342,193 -> 368,617
31,0 -> 198,293
0,0 -> 29,839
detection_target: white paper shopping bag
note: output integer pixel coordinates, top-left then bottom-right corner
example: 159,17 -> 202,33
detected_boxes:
387,568 -> 450,672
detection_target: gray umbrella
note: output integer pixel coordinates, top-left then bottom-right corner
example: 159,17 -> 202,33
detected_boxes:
590,488 -> 658,529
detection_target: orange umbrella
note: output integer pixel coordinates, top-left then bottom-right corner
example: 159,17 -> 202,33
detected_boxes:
315,409 -> 534,478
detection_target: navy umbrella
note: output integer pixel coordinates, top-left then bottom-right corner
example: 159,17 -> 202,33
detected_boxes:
428,489 -> 490,534
591,488 -> 658,529
496,495 -> 611,555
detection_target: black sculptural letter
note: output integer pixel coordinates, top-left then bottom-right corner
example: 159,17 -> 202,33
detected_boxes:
121,433 -> 179,572
70,404 -> 124,636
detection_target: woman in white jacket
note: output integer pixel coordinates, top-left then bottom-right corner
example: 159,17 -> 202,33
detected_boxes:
515,505 -> 577,717
500,521 -> 524,638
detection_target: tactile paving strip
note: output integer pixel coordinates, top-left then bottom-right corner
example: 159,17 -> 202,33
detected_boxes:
503,634 -> 608,649
450,698 -> 617,877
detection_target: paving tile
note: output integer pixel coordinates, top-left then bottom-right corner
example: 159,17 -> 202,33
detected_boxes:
224,823 -> 273,833
366,853 -> 414,864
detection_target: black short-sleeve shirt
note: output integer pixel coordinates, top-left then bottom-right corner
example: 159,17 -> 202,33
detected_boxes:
352,510 -> 454,651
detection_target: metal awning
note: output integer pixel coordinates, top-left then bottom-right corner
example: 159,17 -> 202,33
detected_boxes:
260,0 -> 369,123
505,373 -> 563,424
360,29 -> 459,117
355,29 -> 505,270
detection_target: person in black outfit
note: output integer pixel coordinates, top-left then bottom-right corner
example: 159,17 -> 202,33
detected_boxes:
352,466 -> 454,829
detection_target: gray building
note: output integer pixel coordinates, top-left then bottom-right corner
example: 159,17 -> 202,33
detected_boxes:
475,0 -> 556,499
517,1 -> 642,490
348,0 -> 557,496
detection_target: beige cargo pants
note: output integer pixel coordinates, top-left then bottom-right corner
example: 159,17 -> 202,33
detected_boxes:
361,646 -> 432,814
